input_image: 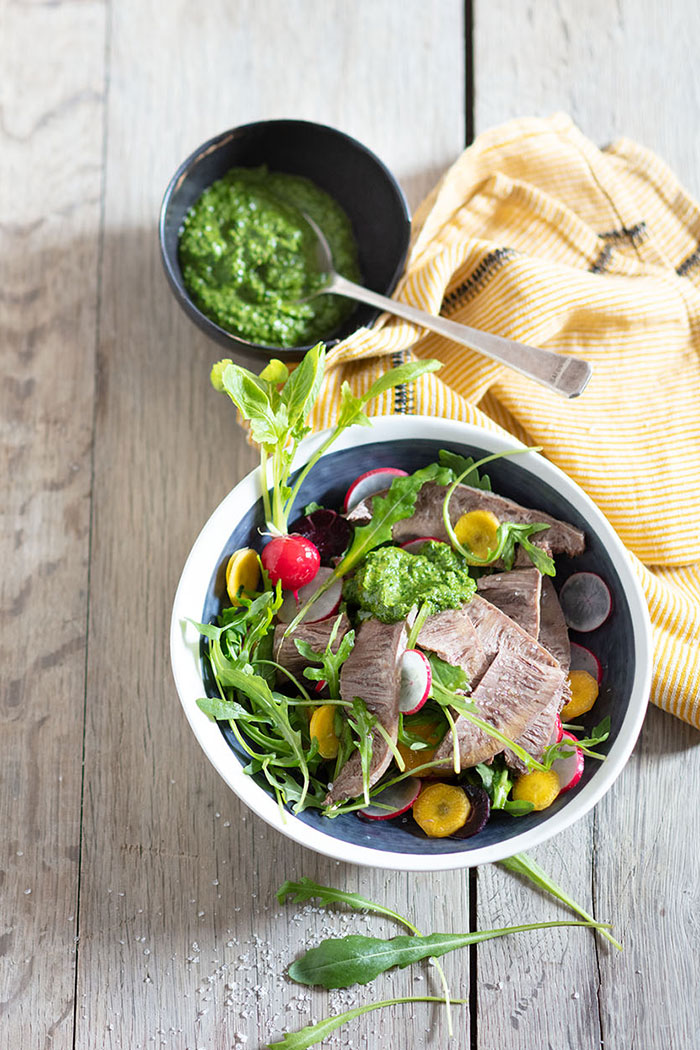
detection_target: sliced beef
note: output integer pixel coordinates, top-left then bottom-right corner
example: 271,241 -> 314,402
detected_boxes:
430,643 -> 567,770
273,613 -> 351,680
503,693 -> 561,775
476,569 -> 542,639
324,618 -> 407,804
347,481 -> 585,557
538,578 -> 571,673
417,606 -> 490,685
478,581 -> 571,773
427,594 -> 566,772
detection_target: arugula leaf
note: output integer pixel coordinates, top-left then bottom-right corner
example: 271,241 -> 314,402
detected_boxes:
287,921 -> 610,989
295,615 -> 355,697
347,699 -> 376,806
438,449 -> 492,491
428,653 -> 470,693
267,996 -> 466,1050
277,877 -> 419,934
498,852 -> 622,950
212,347 -> 442,534
542,716 -> 611,766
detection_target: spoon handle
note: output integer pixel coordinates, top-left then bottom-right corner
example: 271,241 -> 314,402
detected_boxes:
330,274 -> 592,399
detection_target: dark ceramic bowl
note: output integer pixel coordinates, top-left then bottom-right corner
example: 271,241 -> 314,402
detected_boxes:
171,416 -> 652,871
159,119 -> 411,368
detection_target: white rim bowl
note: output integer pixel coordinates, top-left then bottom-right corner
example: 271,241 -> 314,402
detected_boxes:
170,415 -> 652,871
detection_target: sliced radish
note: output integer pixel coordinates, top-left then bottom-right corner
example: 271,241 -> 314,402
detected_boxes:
400,536 -> 443,554
559,572 -> 612,632
343,467 -> 408,513
570,642 -> 603,684
550,731 -> 584,794
358,777 -> 422,820
276,567 -> 343,624
548,714 -> 564,746
399,649 -> 432,714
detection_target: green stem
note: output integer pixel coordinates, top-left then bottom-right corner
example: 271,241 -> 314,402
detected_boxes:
260,446 -> 273,529
432,683 -> 545,772
498,852 -> 623,951
267,996 -> 468,1050
442,447 -> 541,563
283,428 -> 341,525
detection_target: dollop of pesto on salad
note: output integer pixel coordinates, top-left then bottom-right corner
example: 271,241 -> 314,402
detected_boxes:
343,541 -> 476,622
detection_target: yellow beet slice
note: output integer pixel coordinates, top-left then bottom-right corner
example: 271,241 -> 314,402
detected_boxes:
454,509 -> 500,559
309,704 -> 340,759
412,783 -> 471,838
397,719 -> 444,773
561,669 -> 599,721
512,768 -> 561,811
226,547 -> 262,605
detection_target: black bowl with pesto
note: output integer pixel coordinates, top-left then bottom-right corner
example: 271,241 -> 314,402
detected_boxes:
159,120 -> 411,366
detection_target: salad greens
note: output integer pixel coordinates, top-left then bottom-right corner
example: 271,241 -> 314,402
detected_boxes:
211,344 -> 441,533
270,871 -> 617,1048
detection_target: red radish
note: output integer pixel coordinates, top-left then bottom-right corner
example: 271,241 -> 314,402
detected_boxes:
400,536 -> 443,554
570,642 -> 603,684
343,467 -> 408,512
548,714 -> 564,745
550,731 -> 584,794
358,777 -> 422,820
261,534 -> 320,590
559,572 -> 612,632
399,649 -> 432,714
277,567 -> 343,624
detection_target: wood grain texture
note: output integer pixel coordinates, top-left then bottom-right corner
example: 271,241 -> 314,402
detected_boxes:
0,1 -> 106,1045
473,2 -> 700,1047
74,2 -> 467,1048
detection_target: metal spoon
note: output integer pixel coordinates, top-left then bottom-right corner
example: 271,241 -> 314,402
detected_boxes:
302,213 -> 592,399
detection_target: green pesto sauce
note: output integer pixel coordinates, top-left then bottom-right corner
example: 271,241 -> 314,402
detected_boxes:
178,166 -> 361,347
343,541 -> 477,624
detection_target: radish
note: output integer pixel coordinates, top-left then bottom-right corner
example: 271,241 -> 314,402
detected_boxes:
548,714 -> 564,745
400,536 -> 442,554
570,642 -> 603,684
358,777 -> 422,820
343,467 -> 408,512
550,731 -> 584,794
276,567 -> 343,624
399,649 -> 432,714
558,572 -> 612,632
261,534 -> 320,590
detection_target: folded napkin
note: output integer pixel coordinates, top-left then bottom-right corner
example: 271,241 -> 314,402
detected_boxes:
310,113 -> 700,729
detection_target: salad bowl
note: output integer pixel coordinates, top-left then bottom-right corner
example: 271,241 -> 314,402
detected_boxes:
170,415 -> 652,871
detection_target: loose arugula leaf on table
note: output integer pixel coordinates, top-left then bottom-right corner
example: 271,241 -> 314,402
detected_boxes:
498,851 -> 622,950
294,615 -> 355,698
277,877 -> 419,934
287,921 -> 610,990
267,996 -> 466,1050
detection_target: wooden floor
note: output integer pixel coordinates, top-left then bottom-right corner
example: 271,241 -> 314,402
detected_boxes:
3,2 -> 700,1047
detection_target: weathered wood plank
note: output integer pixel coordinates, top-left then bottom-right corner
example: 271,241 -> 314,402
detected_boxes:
75,2 -> 467,1048
0,1 -> 106,1046
473,2 -> 700,1047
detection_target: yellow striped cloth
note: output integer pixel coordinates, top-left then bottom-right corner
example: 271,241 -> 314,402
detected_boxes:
310,113 -> 700,728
